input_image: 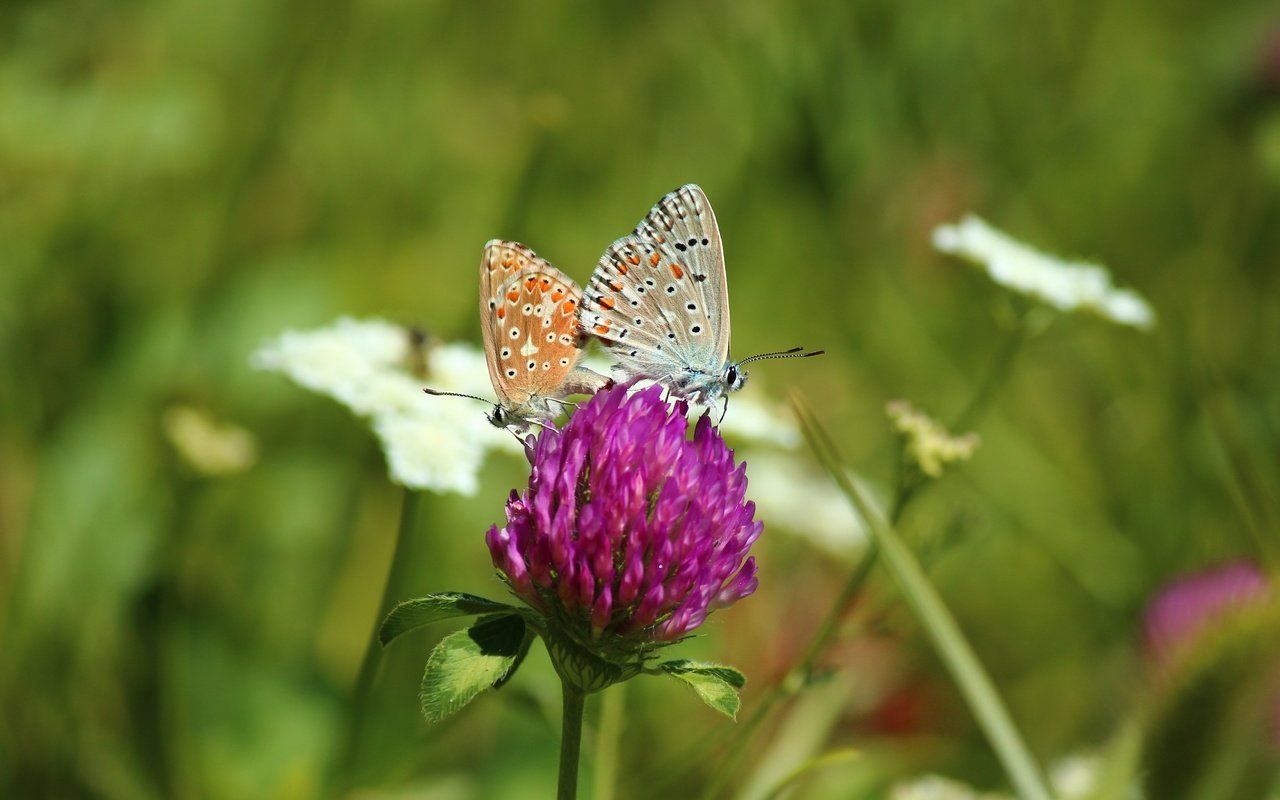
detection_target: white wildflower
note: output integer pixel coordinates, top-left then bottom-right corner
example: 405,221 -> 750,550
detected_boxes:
886,400 -> 980,478
714,393 -> 801,449
1050,754 -> 1100,800
891,754 -> 1143,800
746,451 -> 873,560
932,215 -> 1155,330
163,405 -> 258,476
1048,753 -> 1144,800
890,774 -> 1010,800
253,317 -> 516,495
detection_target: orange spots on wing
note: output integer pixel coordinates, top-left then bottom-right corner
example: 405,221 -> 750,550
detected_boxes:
594,324 -> 611,335
598,296 -> 616,310
616,262 -> 628,275
525,276 -> 538,289
627,253 -> 640,266
561,299 -> 577,314
649,252 -> 660,267
670,263 -> 684,280
551,289 -> 565,302
502,255 -> 515,268
655,234 -> 666,243
497,307 -> 507,320
507,289 -> 520,302
540,277 -> 552,290
609,280 -> 623,291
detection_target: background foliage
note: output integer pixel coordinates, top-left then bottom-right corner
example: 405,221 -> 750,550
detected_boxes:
2,0 -> 1279,797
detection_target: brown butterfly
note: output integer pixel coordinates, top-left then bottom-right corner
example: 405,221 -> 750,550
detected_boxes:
426,240 -> 607,433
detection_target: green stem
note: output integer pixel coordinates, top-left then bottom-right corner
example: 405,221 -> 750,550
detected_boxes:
339,488 -> 422,783
952,313 -> 1029,433
593,684 -> 624,800
795,402 -> 1054,800
558,681 -> 588,800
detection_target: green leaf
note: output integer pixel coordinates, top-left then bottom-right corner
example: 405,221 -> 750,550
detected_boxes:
379,592 -> 518,646
493,625 -> 535,690
660,659 -> 746,719
419,614 -> 528,722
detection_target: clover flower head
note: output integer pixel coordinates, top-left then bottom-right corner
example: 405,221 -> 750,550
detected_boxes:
486,382 -> 762,655
886,400 -> 980,478
1143,559 -> 1269,662
253,317 -> 518,495
932,215 -> 1156,330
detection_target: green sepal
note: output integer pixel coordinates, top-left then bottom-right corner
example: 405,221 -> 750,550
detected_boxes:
380,592 -> 518,646
659,659 -> 746,720
419,614 -> 527,723
544,630 -> 640,694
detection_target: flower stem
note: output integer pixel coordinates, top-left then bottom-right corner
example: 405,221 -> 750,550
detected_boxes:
795,401 -> 1054,800
952,311 -> 1030,433
339,488 -> 422,784
592,684 -> 624,800
558,681 -> 588,800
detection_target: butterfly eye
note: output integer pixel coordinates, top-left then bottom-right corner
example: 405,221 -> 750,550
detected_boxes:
489,406 -> 507,427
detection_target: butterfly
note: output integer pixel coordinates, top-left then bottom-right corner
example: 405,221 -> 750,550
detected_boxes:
579,184 -> 821,407
426,240 -> 608,433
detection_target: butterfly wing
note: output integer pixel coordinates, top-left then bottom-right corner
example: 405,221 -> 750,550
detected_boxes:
581,184 -> 730,389
479,240 -> 588,414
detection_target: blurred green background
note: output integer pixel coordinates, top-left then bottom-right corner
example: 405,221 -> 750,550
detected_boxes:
3,0 -> 1280,797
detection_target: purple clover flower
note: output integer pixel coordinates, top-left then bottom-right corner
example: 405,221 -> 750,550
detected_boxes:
486,382 -> 762,655
1143,559 -> 1270,662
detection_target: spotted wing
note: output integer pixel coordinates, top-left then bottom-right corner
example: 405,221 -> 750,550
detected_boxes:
481,252 -> 586,409
580,184 -> 729,381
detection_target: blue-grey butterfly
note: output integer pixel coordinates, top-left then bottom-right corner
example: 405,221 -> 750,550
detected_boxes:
579,184 -> 821,406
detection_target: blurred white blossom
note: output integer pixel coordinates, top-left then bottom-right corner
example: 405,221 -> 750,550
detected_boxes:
932,215 -> 1155,330
163,405 -> 258,476
886,400 -> 980,478
745,451 -> 872,560
253,317 -> 518,496
890,775 -> 1007,800
714,393 -> 802,449
891,753 -> 1144,800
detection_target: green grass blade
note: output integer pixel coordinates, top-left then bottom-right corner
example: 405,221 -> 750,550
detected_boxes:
793,397 -> 1055,800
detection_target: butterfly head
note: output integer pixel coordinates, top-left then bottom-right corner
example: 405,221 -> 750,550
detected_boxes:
486,404 -> 510,429
723,362 -> 749,394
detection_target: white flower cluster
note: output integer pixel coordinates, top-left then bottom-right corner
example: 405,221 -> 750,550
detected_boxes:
252,318 -> 519,496
886,399 -> 980,479
932,215 -> 1155,330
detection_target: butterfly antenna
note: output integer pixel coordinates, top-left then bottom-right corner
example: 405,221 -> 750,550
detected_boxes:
736,346 -> 826,366
545,397 -> 578,411
422,388 -> 491,404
